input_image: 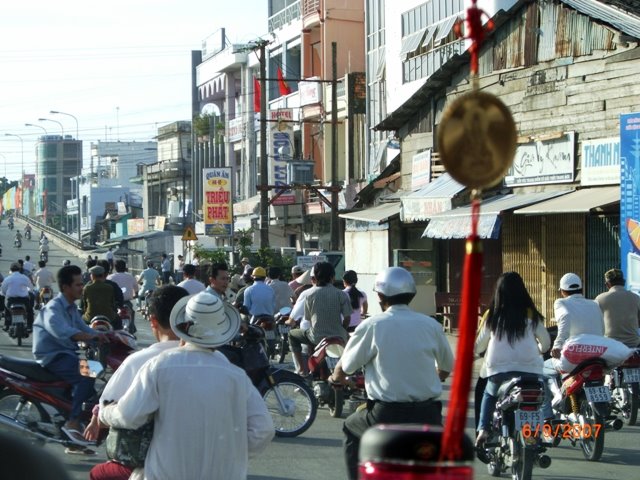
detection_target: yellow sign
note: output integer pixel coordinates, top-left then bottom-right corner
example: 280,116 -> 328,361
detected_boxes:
181,225 -> 198,242
203,167 -> 233,236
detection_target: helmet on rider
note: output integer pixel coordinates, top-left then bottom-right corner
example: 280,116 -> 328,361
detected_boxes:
373,267 -> 416,299
251,267 -> 267,279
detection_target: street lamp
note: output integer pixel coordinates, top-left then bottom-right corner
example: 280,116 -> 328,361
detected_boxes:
25,123 -> 48,136
50,110 -> 81,244
4,133 -> 24,176
38,118 -> 64,136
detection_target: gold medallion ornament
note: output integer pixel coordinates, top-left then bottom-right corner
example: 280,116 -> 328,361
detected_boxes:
437,90 -> 517,189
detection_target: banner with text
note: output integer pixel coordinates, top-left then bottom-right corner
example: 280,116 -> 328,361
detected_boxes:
270,109 -> 296,205
581,137 -> 620,186
620,113 -> 640,289
203,167 -> 233,236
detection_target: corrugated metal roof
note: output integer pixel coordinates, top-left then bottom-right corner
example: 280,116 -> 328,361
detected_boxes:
514,186 -> 619,214
339,202 -> 401,224
562,0 -> 640,38
401,173 -> 467,222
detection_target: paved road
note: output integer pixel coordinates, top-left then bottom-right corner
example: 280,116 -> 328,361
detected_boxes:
1,219 -> 640,479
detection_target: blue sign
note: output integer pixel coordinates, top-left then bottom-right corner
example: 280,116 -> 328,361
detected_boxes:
620,113 -> 640,291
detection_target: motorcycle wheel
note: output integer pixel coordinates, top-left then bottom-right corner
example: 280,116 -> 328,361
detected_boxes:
510,433 -> 534,480
329,387 -> 344,418
15,323 -> 24,347
579,399 -> 605,461
487,447 -> 503,477
277,338 -> 288,364
262,370 -> 317,438
0,391 -> 49,444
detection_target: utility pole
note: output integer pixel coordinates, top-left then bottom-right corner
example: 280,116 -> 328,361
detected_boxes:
259,40 -> 269,248
330,42 -> 340,251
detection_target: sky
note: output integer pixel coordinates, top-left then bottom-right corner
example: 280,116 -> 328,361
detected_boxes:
0,0 -> 268,180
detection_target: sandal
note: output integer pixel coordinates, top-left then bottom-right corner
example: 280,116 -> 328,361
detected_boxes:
61,426 -> 92,447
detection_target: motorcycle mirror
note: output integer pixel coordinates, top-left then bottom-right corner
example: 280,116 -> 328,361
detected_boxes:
85,360 -> 104,378
279,306 -> 292,316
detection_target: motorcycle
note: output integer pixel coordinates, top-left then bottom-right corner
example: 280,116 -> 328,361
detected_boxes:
479,374 -> 551,480
0,328 -> 134,448
273,307 -> 292,364
117,304 -> 133,333
84,317 -> 138,373
8,221 -> 14,230
308,336 -> 347,418
14,238 -> 21,249
40,249 -> 48,263
610,348 -> 640,426
251,313 -> 276,359
552,357 -> 622,461
6,302 -> 29,347
222,324 -> 318,437
25,229 -> 31,240
37,286 -> 53,310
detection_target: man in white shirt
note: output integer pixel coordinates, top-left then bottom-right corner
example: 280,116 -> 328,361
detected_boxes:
108,259 -> 140,334
330,267 -> 453,480
100,292 -> 274,480
2,263 -> 34,330
177,264 -> 205,295
22,255 -> 35,275
85,285 -> 189,477
33,260 -> 55,291
267,266 -> 294,311
551,272 -> 604,359
105,247 -> 114,274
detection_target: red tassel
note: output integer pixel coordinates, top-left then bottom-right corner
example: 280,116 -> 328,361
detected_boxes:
253,76 -> 261,112
440,199 -> 483,462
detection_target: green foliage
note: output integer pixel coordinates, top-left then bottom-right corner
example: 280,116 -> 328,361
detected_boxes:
235,228 -> 253,260
192,244 -> 228,264
193,113 -> 225,142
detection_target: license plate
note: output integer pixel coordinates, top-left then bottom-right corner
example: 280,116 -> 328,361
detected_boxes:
584,385 -> 611,403
514,409 -> 542,431
278,325 -> 291,335
623,368 -> 640,384
11,315 -> 25,325
264,330 -> 276,340
326,356 -> 340,370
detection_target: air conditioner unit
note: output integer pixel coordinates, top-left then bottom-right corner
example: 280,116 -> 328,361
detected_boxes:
287,161 -> 314,184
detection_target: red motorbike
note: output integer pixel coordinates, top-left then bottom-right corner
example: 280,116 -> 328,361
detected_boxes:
0,325 -> 136,448
308,336 -> 348,418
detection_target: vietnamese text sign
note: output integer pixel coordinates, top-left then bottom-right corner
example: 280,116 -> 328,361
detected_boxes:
620,113 -> 640,288
270,110 -> 296,206
581,137 -> 620,186
505,132 -> 575,186
411,150 -> 432,191
203,167 -> 233,236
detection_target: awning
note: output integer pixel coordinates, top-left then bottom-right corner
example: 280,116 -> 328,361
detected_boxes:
422,190 -> 569,239
401,173 -> 466,222
339,202 -> 401,224
233,194 -> 261,216
514,186 -> 620,214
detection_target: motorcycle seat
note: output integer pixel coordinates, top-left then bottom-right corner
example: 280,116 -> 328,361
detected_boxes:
496,374 -> 544,399
0,354 -> 62,382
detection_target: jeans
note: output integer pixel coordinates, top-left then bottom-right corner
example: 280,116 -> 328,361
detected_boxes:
343,399 -> 442,480
45,354 -> 95,421
478,371 -> 552,432
288,328 -> 315,354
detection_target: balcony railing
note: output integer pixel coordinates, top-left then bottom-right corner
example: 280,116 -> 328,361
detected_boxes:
302,0 -> 320,16
268,1 -> 301,32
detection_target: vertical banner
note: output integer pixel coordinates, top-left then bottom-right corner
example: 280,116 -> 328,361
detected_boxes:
620,113 -> 640,291
269,109 -> 296,205
203,167 -> 233,236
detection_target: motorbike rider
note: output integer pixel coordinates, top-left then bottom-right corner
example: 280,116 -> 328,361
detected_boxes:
33,260 -> 55,306
24,223 -> 32,238
267,266 -> 294,311
329,266 -> 453,480
205,262 -> 236,302
32,265 -> 109,446
14,230 -> 22,246
136,261 -> 161,310
1,262 -> 34,331
288,262 -> 352,376
472,272 -> 550,457
243,267 -> 276,322
107,259 -> 139,334
595,268 -> 640,348
84,285 -> 189,479
81,265 -> 117,325
23,255 -> 35,276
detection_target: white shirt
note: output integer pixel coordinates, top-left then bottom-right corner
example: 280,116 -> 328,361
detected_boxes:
100,344 -> 274,480
475,319 -> 550,377
177,278 -> 206,295
23,261 -> 35,273
1,271 -> 32,298
100,341 -> 178,403
105,250 -> 114,261
291,287 -> 312,330
33,268 -> 55,290
107,272 -> 138,301
268,279 -> 294,311
341,305 -> 454,402
553,294 -> 604,350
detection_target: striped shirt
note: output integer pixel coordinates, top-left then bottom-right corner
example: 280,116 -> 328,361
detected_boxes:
304,285 -> 353,343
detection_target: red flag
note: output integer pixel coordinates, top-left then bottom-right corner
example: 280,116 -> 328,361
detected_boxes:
253,76 -> 261,112
277,67 -> 292,96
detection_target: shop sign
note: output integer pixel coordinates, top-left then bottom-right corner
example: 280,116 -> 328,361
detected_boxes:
411,150 -> 432,191
620,113 -> 640,290
299,78 -> 322,106
581,137 -> 620,186
505,132 -> 575,186
269,111 -> 295,206
227,117 -> 243,143
203,167 -> 233,236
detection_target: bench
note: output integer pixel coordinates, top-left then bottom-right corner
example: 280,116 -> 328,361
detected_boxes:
434,292 -> 489,333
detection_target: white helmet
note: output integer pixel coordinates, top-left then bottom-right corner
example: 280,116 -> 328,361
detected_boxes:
170,292 -> 241,348
373,267 -> 416,297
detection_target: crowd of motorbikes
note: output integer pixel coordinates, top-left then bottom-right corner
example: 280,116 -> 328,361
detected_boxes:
477,327 -> 640,480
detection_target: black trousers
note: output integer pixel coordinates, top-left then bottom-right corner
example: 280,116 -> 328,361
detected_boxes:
343,398 -> 443,480
5,296 -> 34,329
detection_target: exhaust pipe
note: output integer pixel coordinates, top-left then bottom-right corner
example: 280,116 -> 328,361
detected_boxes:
606,418 -> 623,431
536,454 -> 552,469
0,412 -> 65,445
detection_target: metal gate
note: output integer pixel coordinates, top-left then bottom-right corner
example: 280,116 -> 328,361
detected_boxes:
586,215 -> 620,299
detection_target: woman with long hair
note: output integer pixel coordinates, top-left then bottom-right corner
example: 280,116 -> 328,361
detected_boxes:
342,270 -> 368,331
475,271 -> 550,448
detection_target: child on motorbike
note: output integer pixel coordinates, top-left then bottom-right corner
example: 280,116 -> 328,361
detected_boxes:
474,272 -> 551,451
